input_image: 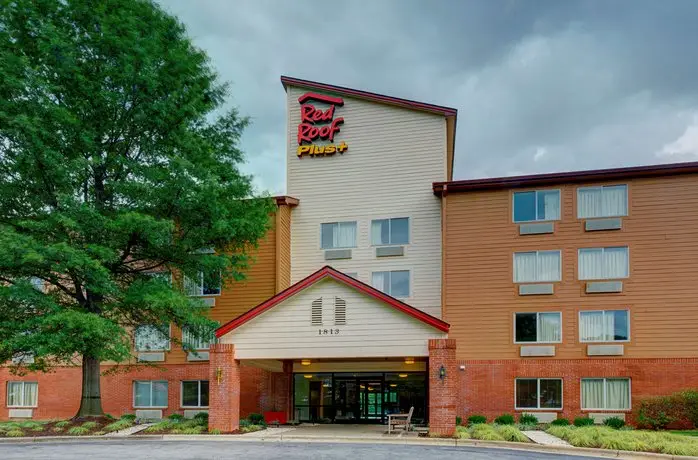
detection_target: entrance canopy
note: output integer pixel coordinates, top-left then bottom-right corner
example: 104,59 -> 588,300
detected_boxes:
216,266 -> 449,360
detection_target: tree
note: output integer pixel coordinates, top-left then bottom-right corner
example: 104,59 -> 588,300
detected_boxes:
0,0 -> 273,418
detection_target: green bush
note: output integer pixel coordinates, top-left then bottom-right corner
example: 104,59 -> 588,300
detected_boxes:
93,431 -> 106,436
121,414 -> 137,422
636,390 -> 698,430
54,420 -> 70,428
518,413 -> 538,425
603,417 -> 626,429
81,421 -> 98,430
494,414 -> 515,425
193,412 -> 209,423
67,426 -> 90,436
18,421 -> 42,429
468,415 -> 487,425
495,424 -> 529,442
455,416 -> 462,426
6,429 -> 25,437
104,413 -> 116,420
239,419 -> 250,428
143,421 -> 175,433
574,416 -> 595,427
168,413 -> 185,422
247,413 -> 265,425
550,418 -> 570,426
470,423 -> 505,441
455,426 -> 470,439
52,427 -> 64,433
103,419 -> 134,433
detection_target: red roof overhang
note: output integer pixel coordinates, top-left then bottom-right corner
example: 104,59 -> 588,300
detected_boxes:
216,266 -> 450,337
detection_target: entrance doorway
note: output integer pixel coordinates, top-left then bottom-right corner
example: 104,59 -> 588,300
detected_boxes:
293,372 -> 426,424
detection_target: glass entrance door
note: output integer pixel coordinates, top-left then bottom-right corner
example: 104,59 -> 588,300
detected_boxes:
359,380 -> 383,422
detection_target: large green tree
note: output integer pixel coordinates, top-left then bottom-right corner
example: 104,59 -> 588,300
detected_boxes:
0,0 -> 273,417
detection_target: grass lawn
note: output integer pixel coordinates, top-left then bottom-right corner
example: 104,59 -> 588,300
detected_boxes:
671,430 -> 698,437
547,425 -> 698,456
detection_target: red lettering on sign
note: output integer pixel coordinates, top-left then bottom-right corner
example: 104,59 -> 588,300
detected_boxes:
296,93 -> 345,146
297,117 -> 344,144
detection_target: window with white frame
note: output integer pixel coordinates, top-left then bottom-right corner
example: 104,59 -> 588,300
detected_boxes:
184,271 -> 221,296
580,310 -> 629,342
514,251 -> 561,283
7,381 -> 38,407
515,378 -> 562,410
513,190 -> 561,223
515,312 -> 562,343
181,325 -> 216,351
578,247 -> 629,280
577,185 -> 628,219
371,218 -> 409,245
321,221 -> 357,249
371,270 -> 409,297
134,380 -> 168,408
134,325 -> 170,351
581,378 -> 630,410
181,380 -> 209,408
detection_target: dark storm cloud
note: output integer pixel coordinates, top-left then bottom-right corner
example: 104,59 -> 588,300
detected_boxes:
158,0 -> 698,193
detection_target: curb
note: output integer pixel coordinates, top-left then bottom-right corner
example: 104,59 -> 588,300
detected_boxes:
0,434 -> 696,459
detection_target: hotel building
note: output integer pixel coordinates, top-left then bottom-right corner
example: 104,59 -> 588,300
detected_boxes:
3,77 -> 698,436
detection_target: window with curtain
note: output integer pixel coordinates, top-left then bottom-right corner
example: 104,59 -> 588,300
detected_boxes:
135,325 -> 170,351
515,378 -> 562,409
184,271 -> 221,296
321,221 -> 357,249
515,312 -> 562,343
371,218 -> 409,245
7,381 -> 38,407
182,324 -> 216,351
577,185 -> 628,218
513,190 -> 561,223
579,310 -> 629,342
181,380 -> 209,408
578,247 -> 629,280
581,378 -> 630,410
371,270 -> 410,297
134,380 -> 168,407
514,250 -> 561,283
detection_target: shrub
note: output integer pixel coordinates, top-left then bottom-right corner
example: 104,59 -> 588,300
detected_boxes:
168,413 -> 185,422
121,414 -> 137,421
636,390 -> 698,430
468,415 -> 487,425
193,412 -> 209,423
518,413 -> 538,425
455,416 -> 462,426
53,427 -> 64,433
660,441 -> 698,457
603,417 -> 626,429
178,426 -> 205,434
209,429 -> 221,435
81,421 -> 98,430
494,414 -> 515,425
67,426 -> 90,436
248,413 -> 265,425
6,429 -> 25,437
239,419 -> 250,428
144,421 -> 175,433
30,424 -> 45,432
470,423 -> 505,441
54,420 -> 70,428
495,425 -> 529,442
18,421 -> 42,429
455,426 -> 470,439
103,419 -> 134,433
104,413 -> 116,420
546,425 -> 573,439
574,416 -> 595,427
550,418 -> 570,426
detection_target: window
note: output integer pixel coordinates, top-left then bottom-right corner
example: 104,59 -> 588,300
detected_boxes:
515,312 -> 561,343
7,382 -> 38,407
184,271 -> 221,296
515,378 -> 563,410
321,221 -> 357,249
146,271 -> 171,285
579,310 -> 629,342
134,380 -> 168,408
578,247 -> 629,280
581,378 -> 630,410
513,190 -> 561,223
181,380 -> 209,408
371,218 -> 409,245
371,270 -> 410,297
578,185 -> 628,218
182,325 -> 216,351
514,251 -> 561,283
135,325 -> 170,351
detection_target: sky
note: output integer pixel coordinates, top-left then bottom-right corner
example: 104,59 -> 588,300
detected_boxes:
158,0 -> 698,195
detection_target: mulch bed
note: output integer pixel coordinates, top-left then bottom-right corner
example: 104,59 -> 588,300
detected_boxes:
0,416 -> 114,437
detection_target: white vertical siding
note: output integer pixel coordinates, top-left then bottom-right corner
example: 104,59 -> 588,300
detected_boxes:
286,86 -> 446,318
220,278 -> 446,359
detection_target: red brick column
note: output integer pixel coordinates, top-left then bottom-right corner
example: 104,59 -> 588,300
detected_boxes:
208,343 -> 240,433
429,339 -> 457,436
278,360 -> 293,421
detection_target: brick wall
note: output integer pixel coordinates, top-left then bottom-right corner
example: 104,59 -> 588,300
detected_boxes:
458,358 -> 698,423
428,339 -> 457,435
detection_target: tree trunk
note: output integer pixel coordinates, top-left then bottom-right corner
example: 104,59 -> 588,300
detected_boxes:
75,354 -> 104,418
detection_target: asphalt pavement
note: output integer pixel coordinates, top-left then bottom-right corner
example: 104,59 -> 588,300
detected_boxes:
0,440 -> 608,459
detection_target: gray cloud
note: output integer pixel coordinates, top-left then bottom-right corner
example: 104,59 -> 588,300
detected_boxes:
158,0 -> 698,192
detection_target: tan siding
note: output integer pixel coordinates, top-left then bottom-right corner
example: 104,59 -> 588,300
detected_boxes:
444,175 -> 698,360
